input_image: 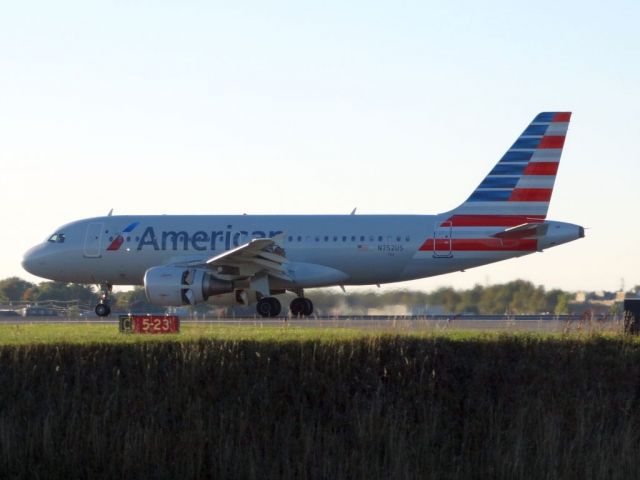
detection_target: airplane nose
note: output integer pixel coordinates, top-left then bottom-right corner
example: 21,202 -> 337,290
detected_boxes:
22,245 -> 48,277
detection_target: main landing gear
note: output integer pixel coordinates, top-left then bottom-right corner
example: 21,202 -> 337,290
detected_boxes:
95,283 -> 112,317
256,297 -> 281,317
255,296 -> 314,318
290,297 -> 313,317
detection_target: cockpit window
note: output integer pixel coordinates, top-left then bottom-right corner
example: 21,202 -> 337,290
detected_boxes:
47,233 -> 66,243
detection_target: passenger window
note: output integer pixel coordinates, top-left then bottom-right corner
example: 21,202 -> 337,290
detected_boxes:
405,236 -> 410,242
324,236 -> 329,242
378,236 -> 383,242
333,236 -> 338,242
351,236 -> 356,242
297,236 -> 302,242
360,236 -> 365,242
396,236 -> 401,242
288,236 -> 293,242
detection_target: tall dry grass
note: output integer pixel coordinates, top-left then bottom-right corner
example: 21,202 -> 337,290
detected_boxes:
1,335 -> 639,479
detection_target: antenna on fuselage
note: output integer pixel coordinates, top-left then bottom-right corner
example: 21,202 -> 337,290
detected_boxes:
350,207 -> 357,215
107,208 -> 113,216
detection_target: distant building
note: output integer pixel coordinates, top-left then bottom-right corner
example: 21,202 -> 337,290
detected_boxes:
21,306 -> 58,317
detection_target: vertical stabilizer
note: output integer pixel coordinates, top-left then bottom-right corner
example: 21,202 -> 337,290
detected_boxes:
446,112 -> 571,227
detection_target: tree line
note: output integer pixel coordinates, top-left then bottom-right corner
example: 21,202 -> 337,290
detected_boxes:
0,276 -> 586,314
308,280 -> 573,314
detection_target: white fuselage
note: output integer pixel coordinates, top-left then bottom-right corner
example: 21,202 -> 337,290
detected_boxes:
22,214 -> 582,289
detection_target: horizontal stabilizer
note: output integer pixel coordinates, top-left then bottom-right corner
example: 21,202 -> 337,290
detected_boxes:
492,223 -> 549,239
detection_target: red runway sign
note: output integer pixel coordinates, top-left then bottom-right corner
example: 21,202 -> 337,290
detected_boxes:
119,315 -> 180,334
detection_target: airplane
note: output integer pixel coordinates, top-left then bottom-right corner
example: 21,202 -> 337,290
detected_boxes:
22,112 -> 584,317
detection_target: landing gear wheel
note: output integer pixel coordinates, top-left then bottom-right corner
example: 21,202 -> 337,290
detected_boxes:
290,298 -> 313,317
95,303 -> 111,317
303,298 -> 313,316
95,282 -> 113,317
268,297 -> 281,316
290,298 -> 306,317
257,297 -> 281,318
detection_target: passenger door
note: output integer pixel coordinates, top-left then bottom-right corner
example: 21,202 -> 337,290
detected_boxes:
83,222 -> 103,258
432,221 -> 453,258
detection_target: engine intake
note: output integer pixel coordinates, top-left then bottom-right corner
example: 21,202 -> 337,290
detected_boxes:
144,266 -> 233,306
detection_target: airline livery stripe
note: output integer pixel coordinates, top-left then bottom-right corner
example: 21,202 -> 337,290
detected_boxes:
453,202 -> 549,215
512,137 -> 541,149
479,176 -> 520,189
553,112 -> 571,122
533,112 -> 555,122
468,190 -> 512,202
106,236 -> 124,251
500,151 -> 533,162
545,123 -> 569,136
523,162 -> 559,175
509,188 -> 553,202
490,163 -> 527,176
530,149 -> 562,161
533,112 -> 571,123
522,124 -> 549,136
123,222 -> 140,233
515,175 -> 556,189
442,215 -> 546,227
538,136 -> 566,149
419,238 -> 538,252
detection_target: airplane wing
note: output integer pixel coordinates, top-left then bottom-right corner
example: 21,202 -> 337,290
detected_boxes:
204,238 -> 291,281
492,223 -> 549,239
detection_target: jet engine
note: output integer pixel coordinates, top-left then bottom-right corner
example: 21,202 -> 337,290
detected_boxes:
144,266 -> 233,306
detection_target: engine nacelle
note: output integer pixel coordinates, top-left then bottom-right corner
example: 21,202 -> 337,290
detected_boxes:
144,266 -> 233,306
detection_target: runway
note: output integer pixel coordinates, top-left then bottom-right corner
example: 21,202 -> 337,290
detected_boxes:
0,315 -> 622,333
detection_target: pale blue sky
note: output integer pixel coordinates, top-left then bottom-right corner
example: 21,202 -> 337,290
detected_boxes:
1,1 -> 639,292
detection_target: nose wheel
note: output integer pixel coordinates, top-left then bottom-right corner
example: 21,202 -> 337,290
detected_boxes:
256,297 -> 281,317
290,297 -> 313,317
95,282 -> 113,317
95,302 -> 111,317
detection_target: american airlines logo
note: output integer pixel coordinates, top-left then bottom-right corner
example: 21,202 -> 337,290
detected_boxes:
106,222 -> 140,251
107,224 -> 283,252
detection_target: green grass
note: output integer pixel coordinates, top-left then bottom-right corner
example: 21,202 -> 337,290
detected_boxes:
1,320 -> 615,346
1,326 -> 640,479
0,322 -> 519,346
0,323 -> 376,345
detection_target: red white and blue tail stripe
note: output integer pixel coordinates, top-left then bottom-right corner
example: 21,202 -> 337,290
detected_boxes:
447,111 -> 571,226
419,112 -> 571,255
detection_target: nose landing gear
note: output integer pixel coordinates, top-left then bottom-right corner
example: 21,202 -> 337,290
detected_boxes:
95,283 -> 113,317
95,303 -> 111,317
